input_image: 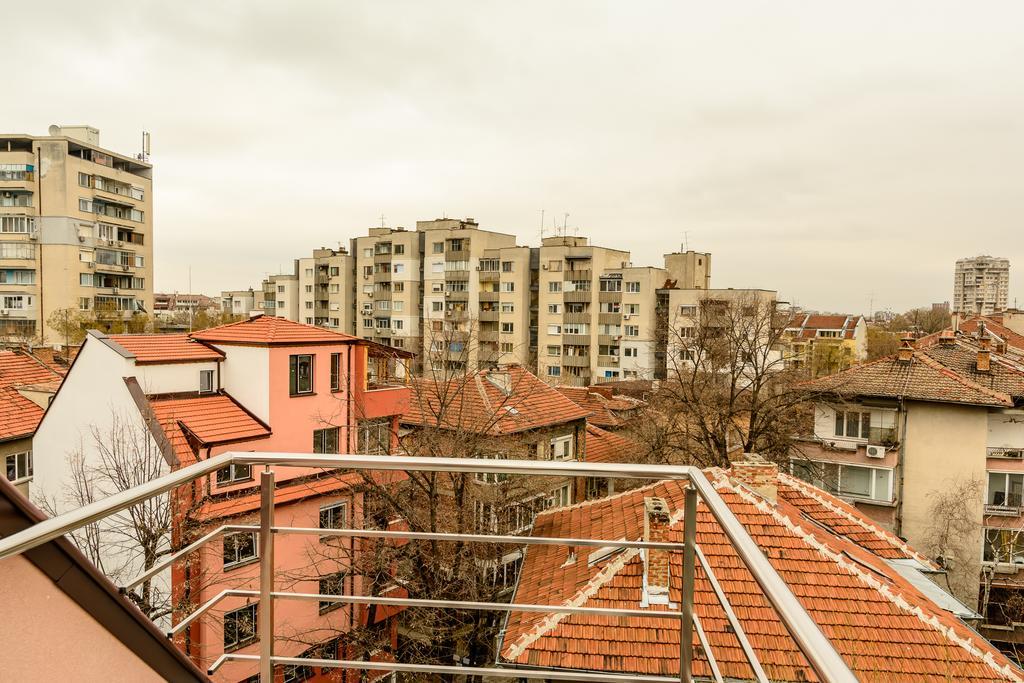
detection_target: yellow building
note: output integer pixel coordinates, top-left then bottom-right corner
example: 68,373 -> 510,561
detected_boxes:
783,313 -> 867,376
0,126 -> 153,344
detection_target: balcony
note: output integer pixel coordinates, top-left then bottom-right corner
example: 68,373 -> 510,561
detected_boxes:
598,355 -> 620,366
561,355 -> 590,368
598,312 -> 622,325
478,309 -> 499,322
479,271 -> 500,282
564,269 -> 591,281
562,312 -> 591,325
445,270 -> 470,281
598,290 -> 622,303
561,333 -> 590,345
985,504 -> 1023,517
445,249 -> 470,262
373,252 -> 392,264
478,329 -> 498,342
478,291 -> 499,302
0,452 -> 861,682
563,290 -> 591,304
445,290 -> 469,302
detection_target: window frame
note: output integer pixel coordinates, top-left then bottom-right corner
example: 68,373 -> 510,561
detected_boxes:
318,571 -> 346,614
223,530 -> 259,569
289,354 -> 314,396
4,451 -> 33,483
199,369 -> 215,394
223,603 -> 259,650
313,427 -> 340,454
216,463 -> 252,486
330,353 -> 341,392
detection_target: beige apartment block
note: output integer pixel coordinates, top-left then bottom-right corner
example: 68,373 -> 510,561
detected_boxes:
220,289 -> 258,317
0,126 -> 153,345
297,247 -> 354,333
664,249 -> 711,290
536,236 -> 632,387
954,255 -> 1010,316
353,226 -> 423,355
420,218 -> 519,373
476,245 -> 534,370
260,271 -> 299,320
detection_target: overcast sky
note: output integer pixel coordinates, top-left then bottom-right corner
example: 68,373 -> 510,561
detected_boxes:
9,1 -> 1024,313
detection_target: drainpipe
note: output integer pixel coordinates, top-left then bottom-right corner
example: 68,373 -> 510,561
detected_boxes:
35,144 -> 44,346
894,397 -> 908,538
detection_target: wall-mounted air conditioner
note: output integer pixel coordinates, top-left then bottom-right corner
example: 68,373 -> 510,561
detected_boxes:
865,444 -> 886,459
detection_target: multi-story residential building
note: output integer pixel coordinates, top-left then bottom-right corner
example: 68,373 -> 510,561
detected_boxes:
152,292 -> 220,320
297,246 -> 354,332
954,255 -> 1010,316
799,330 -> 1024,644
259,270 -> 299,320
353,225 -> 424,356
497,458 -> 1017,682
31,315 -> 412,680
663,248 -> 711,290
473,244 -> 534,371
0,126 -> 153,344
220,288 -> 258,318
535,236 -> 634,386
783,313 -> 868,376
0,348 -> 64,496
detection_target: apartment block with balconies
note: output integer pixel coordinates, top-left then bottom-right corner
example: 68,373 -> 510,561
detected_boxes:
536,236 -> 631,386
296,247 -> 354,333
260,270 -> 299,321
0,126 -> 153,344
419,218 -> 518,374
475,245 -> 533,370
353,226 -> 423,357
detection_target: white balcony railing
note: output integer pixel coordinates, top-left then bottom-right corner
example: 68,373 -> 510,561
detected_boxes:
0,453 -> 859,683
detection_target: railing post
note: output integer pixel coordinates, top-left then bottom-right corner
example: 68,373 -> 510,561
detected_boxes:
680,484 -> 697,683
258,467 -> 275,683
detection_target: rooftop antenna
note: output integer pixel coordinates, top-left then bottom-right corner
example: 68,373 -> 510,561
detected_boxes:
563,213 -> 569,235
379,213 -> 386,229
539,209 -> 545,240
682,230 -> 690,252
188,265 -> 193,332
139,131 -> 151,162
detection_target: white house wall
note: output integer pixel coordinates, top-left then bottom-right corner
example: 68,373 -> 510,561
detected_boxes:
988,410 -> 1024,449
216,345 -> 270,422
133,361 -> 221,395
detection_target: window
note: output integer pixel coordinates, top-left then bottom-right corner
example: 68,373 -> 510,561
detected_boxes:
501,302 -> 514,313
546,345 -> 561,357
305,268 -> 314,277
678,305 -> 697,316
548,260 -> 562,272
330,353 -> 341,392
318,572 -> 346,613
392,319 -> 403,330
277,285 -> 285,293
5,451 -> 32,483
305,285 -> 313,293
79,273 -> 93,287
500,342 -> 514,353
624,347 -> 638,358
289,354 -> 314,395
394,282 -> 404,293
501,261 -> 513,272
363,318 -> 374,329
224,603 -> 258,650
548,304 -> 561,314
358,419 -> 391,454
625,281 -> 641,293
547,484 -> 572,508
624,303 -> 639,315
431,301 -> 443,312
393,263 -> 405,274
988,472 -> 1024,508
216,463 -> 252,485
547,366 -> 562,377
363,248 -> 373,258
393,300 -> 404,312
547,324 -> 562,335
501,322 -> 514,333
200,369 -> 215,394
432,241 -> 444,253
791,461 -> 893,502
548,281 -> 562,293
599,279 -> 621,292
624,325 -> 639,336
223,531 -> 258,568
679,326 -> 695,338
394,244 -> 405,255
549,435 -> 573,460
833,409 -> 871,440
320,502 -> 348,531
600,302 -> 620,313
330,266 -> 340,276
500,281 -> 515,292
563,323 -> 589,335
313,427 -> 340,454
984,528 -> 1024,563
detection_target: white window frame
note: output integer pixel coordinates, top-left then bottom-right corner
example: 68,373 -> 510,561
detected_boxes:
5,451 -> 33,483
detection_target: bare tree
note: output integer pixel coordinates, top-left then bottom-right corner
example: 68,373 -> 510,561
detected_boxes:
633,292 -> 814,468
918,476 -> 984,605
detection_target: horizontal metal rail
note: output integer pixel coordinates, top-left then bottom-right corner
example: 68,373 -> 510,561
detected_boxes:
168,589 -> 257,637
210,653 -> 681,682
274,591 -> 684,620
122,524 -> 258,591
280,525 -> 681,550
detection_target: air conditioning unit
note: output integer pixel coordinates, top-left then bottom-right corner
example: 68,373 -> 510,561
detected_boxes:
623,314 -> 632,320
87,262 -> 95,269
610,357 -> 619,364
542,264 -> 548,270
0,310 -> 8,317
116,240 -> 124,246
2,191 -> 12,198
865,445 -> 886,459
121,265 -> 129,272
78,235 -> 85,242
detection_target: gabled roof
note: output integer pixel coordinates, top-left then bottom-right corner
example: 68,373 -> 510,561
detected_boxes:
957,316 -> 1024,352
785,313 -> 863,340
500,473 -> 1022,682
190,315 -> 364,346
800,341 -> 1018,406
556,386 -> 643,428
584,424 -> 639,464
0,349 -> 65,441
105,333 -> 224,364
401,365 -> 591,436
148,393 -> 271,466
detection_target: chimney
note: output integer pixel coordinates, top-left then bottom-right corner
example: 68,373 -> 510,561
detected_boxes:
897,337 -> 915,363
938,330 -> 956,346
731,456 -> 779,503
642,497 -> 671,603
977,336 -> 992,373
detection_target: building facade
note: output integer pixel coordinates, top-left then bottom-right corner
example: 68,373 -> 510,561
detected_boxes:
783,313 -> 868,376
954,255 -> 1010,316
1,126 -> 154,344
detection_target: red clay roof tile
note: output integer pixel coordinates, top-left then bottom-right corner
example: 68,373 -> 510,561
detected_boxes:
585,424 -> 639,464
106,333 -> 224,364
190,315 -> 363,346
0,350 -> 64,440
148,393 -> 271,466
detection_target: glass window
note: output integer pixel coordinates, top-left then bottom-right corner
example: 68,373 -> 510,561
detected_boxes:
199,369 -> 214,394
358,419 -> 391,455
988,472 -> 1024,507
289,354 -> 314,395
5,451 -> 33,482
223,604 -> 258,649
318,572 -> 345,613
313,427 -> 340,454
330,353 -> 341,392
216,463 -> 252,485
984,528 -> 1024,563
223,531 -> 258,568
320,502 -> 347,530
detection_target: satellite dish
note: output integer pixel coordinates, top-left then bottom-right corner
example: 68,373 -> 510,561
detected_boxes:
48,125 -> 61,136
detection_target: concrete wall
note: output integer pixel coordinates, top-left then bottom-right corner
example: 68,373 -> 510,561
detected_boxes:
216,345 -> 270,422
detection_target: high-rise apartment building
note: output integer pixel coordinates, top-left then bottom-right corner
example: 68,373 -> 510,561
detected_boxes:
260,271 -> 299,320
954,255 -> 1009,315
353,226 -> 424,354
297,247 -> 354,332
0,126 -> 153,344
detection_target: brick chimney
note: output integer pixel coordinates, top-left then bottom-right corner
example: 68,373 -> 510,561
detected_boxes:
938,330 -> 956,346
731,456 -> 779,502
897,337 -> 915,363
977,335 -> 992,373
642,497 -> 671,603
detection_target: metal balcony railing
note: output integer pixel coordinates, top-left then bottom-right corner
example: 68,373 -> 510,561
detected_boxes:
0,454 -> 858,683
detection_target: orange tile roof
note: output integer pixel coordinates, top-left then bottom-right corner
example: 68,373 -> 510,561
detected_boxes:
401,365 -> 591,435
786,314 -> 863,340
556,386 -> 643,428
190,315 -> 363,346
197,471 -> 360,519
500,474 -> 1022,681
0,350 -> 64,441
148,393 -> 271,466
105,333 -> 224,364
958,317 -> 1024,352
584,424 -> 639,464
